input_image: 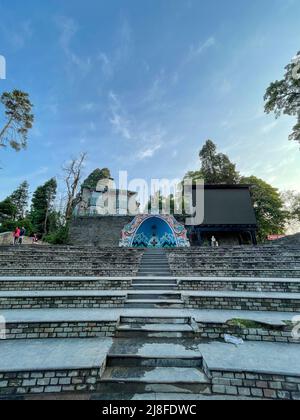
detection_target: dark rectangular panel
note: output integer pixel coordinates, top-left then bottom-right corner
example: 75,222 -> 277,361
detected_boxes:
192,187 -> 257,225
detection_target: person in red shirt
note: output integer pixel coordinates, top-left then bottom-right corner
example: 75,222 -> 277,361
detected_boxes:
13,227 -> 21,246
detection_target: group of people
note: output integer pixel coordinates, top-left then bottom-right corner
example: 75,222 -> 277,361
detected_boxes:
12,227 -> 39,245
13,227 -> 26,245
211,236 -> 220,248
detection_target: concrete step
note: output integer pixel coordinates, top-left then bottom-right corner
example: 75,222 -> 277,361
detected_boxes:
106,355 -> 203,368
133,279 -> 177,285
138,271 -> 172,275
120,316 -> 191,324
132,284 -> 177,290
127,293 -> 182,300
125,300 -> 184,309
116,324 -> 195,338
99,366 -> 211,394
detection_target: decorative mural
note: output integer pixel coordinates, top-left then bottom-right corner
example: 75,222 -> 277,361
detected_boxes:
119,215 -> 190,248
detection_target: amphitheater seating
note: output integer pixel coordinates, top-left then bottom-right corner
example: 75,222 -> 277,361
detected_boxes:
0,245 -> 300,400
166,246 -> 300,277
0,246 -> 143,277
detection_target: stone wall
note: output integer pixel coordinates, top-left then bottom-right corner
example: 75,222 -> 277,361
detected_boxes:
184,295 -> 300,312
4,321 -> 117,340
0,367 -> 103,396
69,216 -> 134,247
179,279 -> 300,293
0,295 -> 126,310
0,279 -> 132,291
211,370 -> 300,400
195,322 -> 298,344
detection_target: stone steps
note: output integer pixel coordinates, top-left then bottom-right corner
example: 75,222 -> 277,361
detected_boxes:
131,284 -> 177,291
116,324 -> 195,339
171,269 -> 300,278
116,315 -> 195,338
125,300 -> 185,309
98,355 -> 211,394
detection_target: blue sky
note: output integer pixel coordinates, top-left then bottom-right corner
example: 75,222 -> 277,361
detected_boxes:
0,0 -> 300,202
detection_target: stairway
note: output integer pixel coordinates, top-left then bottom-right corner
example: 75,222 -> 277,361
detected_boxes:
138,249 -> 172,277
125,248 -> 183,308
116,316 -> 196,339
98,355 -> 211,395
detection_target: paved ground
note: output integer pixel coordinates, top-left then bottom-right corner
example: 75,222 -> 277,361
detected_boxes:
1,289 -> 299,300
198,341 -> 300,376
1,336 -> 298,378
0,338 -> 112,371
1,308 -> 298,325
1,276 -> 300,283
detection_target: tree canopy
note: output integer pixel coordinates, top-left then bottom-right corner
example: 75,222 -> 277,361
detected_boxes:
241,176 -> 289,242
82,168 -> 111,190
0,198 -> 17,221
30,178 -> 57,237
8,181 -> 29,220
185,140 -> 240,184
264,51 -> 300,145
0,90 -> 34,151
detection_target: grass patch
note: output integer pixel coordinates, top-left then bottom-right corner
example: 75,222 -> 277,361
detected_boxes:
227,319 -> 266,329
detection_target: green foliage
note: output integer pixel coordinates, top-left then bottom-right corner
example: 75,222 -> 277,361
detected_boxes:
186,140 -> 240,184
30,178 -> 57,237
44,224 -> 70,245
0,90 -> 34,151
241,176 -> 289,242
0,218 -> 33,235
264,51 -> 300,144
0,198 -> 17,221
82,168 -> 111,189
8,181 -> 29,220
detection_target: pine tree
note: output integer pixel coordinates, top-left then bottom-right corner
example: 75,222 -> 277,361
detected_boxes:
9,181 -> 29,220
199,140 -> 240,184
30,178 -> 57,237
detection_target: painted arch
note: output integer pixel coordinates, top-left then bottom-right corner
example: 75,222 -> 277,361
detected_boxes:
119,215 -> 190,248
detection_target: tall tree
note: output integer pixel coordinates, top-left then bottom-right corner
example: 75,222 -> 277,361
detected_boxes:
0,198 -> 17,222
282,190 -> 300,223
0,90 -> 34,151
63,153 -> 87,221
264,51 -> 300,145
187,140 -> 240,184
82,168 -> 111,189
8,181 -> 29,220
30,178 -> 57,237
241,176 -> 289,242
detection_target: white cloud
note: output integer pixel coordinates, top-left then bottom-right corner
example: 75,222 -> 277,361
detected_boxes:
109,91 -> 132,140
261,120 -> 279,134
97,52 -> 114,79
188,36 -> 216,60
56,16 -> 92,76
137,144 -> 162,160
108,91 -> 165,160
0,20 -> 33,50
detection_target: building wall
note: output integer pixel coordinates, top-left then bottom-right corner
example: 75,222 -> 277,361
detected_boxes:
69,216 -> 134,247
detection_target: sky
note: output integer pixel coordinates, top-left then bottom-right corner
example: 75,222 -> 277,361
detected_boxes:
0,0 -> 300,202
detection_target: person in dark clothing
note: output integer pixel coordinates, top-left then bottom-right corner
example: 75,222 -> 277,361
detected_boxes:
19,227 -> 26,245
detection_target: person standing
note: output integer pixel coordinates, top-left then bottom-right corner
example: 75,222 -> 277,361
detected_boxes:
19,227 -> 26,245
13,227 -> 20,246
211,236 -> 217,248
